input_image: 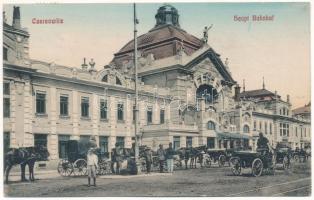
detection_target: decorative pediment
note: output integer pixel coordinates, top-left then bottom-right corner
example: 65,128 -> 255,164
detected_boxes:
96,68 -> 128,87
185,48 -> 235,85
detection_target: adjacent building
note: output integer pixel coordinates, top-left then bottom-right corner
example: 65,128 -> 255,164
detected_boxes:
3,5 -> 311,167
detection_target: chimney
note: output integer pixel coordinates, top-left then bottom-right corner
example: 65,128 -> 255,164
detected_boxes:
287,94 -> 290,103
243,79 -> 246,92
13,6 -> 21,29
234,84 -> 241,101
81,58 -> 88,70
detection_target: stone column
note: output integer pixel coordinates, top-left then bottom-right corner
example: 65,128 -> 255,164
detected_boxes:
108,96 -> 116,152
91,93 -> 99,146
15,82 -> 25,147
153,101 -> 159,124
23,79 -> 33,147
71,90 -> 79,140
181,136 -> 186,148
49,86 -> 58,159
10,80 -> 18,148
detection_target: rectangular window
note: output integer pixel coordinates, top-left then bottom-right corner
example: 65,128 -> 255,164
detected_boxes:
253,121 -> 256,130
81,97 -> 89,117
3,47 -> 8,61
100,99 -> 107,119
3,82 -> 10,95
259,121 -> 262,130
207,137 -> 215,149
58,135 -> 70,159
3,132 -> 10,154
99,136 -> 109,153
186,136 -> 192,148
116,136 -> 125,148
270,123 -> 272,134
280,123 -> 289,137
280,123 -> 283,136
295,127 -> 298,137
34,134 -> 47,148
265,122 -> 268,134
36,93 -> 46,114
301,127 -> 303,138
160,109 -> 165,124
3,98 -> 10,118
305,128 -> 306,137
4,83 -> 10,118
117,103 -> 124,121
147,107 -> 153,124
133,105 -> 136,122
60,96 -> 69,116
173,136 -> 180,150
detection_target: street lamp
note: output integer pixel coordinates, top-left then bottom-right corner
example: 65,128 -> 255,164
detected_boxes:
133,3 -> 141,174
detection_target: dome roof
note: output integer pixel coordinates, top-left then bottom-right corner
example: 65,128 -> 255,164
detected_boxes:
111,5 -> 204,66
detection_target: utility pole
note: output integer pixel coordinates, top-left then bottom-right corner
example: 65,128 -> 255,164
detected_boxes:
133,3 -> 141,174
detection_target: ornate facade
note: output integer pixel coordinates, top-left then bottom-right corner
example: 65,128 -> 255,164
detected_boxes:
3,5 -> 311,167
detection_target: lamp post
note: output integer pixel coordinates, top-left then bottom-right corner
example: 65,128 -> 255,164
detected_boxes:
133,3 -> 141,174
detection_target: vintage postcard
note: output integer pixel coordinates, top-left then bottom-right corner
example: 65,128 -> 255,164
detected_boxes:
1,0 -> 311,197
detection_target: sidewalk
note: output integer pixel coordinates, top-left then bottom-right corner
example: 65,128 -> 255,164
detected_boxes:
8,170 -> 172,182
99,172 -> 173,179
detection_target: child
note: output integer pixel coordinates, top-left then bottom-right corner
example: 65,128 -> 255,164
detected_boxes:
87,148 -> 98,187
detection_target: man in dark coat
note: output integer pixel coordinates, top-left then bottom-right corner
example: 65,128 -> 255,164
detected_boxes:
257,132 -> 269,150
166,142 -> 176,173
257,132 -> 273,167
111,143 -> 123,174
145,148 -> 153,174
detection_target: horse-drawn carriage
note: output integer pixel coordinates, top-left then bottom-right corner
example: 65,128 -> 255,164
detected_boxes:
57,139 -> 111,176
291,147 -> 310,162
204,149 -> 228,167
230,147 -> 291,177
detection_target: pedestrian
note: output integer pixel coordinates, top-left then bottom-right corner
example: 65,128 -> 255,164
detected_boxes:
112,143 -> 123,174
183,148 -> 190,170
157,144 -> 166,173
87,148 -> 98,187
145,148 -> 153,174
166,142 -> 175,173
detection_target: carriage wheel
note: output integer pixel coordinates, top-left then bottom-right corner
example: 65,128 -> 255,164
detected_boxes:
230,157 -> 241,176
73,159 -> 87,176
174,159 -> 183,170
293,155 -> 299,162
204,157 -> 211,168
57,159 -> 74,176
252,158 -> 263,177
218,155 -> 226,167
97,160 -> 106,175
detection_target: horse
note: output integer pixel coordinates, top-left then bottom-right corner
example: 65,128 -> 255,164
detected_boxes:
189,147 -> 202,169
4,145 -> 49,184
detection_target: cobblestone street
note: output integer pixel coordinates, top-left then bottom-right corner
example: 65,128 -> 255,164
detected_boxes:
4,161 -> 311,197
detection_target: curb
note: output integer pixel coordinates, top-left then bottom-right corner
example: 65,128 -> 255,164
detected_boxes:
98,173 -> 173,179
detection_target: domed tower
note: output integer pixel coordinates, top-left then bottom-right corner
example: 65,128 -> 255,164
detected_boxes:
111,4 -> 203,68
154,4 -> 180,28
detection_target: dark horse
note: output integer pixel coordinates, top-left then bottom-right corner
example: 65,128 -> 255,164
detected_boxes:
4,145 -> 49,184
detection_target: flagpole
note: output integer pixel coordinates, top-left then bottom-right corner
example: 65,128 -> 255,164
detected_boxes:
133,3 -> 141,174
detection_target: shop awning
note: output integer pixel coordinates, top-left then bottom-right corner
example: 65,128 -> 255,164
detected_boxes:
217,132 -> 252,140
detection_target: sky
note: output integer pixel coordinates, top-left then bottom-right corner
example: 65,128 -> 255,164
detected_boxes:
3,2 -> 311,108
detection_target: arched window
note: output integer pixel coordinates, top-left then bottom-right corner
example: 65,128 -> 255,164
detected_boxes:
243,125 -> 250,133
116,77 -> 122,85
207,121 -> 215,130
102,74 -> 108,82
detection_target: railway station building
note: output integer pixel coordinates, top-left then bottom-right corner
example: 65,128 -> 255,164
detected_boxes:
3,5 -> 311,167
